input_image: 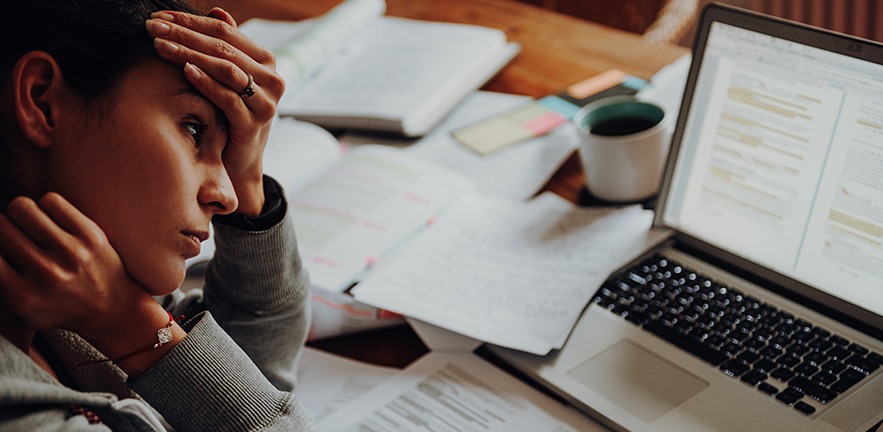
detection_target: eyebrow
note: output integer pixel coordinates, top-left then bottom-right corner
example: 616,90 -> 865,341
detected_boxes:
176,87 -> 230,132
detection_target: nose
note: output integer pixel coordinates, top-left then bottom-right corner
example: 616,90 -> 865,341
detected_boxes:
199,164 -> 238,215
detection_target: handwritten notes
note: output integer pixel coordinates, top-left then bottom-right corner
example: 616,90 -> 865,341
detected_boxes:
352,192 -> 653,354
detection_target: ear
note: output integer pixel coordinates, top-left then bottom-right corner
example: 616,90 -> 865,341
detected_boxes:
12,51 -> 68,149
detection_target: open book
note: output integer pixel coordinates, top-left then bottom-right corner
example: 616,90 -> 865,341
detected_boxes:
240,0 -> 521,137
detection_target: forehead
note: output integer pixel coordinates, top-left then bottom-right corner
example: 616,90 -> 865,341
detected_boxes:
112,58 -> 226,128
117,58 -> 190,100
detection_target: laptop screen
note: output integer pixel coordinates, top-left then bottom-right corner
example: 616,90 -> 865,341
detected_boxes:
661,19 -> 883,318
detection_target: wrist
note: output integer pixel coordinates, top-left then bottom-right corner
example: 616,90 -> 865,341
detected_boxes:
82,302 -> 186,377
232,174 -> 266,217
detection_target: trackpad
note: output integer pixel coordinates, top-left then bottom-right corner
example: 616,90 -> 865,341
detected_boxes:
567,339 -> 708,422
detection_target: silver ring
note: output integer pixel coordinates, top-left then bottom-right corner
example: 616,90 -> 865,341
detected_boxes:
239,72 -> 255,99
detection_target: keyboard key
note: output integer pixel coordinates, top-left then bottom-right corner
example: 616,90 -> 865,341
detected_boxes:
776,322 -> 798,335
745,338 -> 766,351
809,338 -> 833,352
827,346 -> 851,361
721,359 -> 751,377
754,358 -> 778,373
721,342 -> 741,357
760,345 -> 783,359
778,353 -> 802,368
804,351 -> 828,366
793,401 -> 816,415
644,320 -> 728,365
757,382 -> 779,396
793,332 -> 815,344
794,319 -> 813,333
812,371 -> 838,386
794,362 -> 819,377
820,359 -> 847,375
830,371 -> 864,393
828,334 -> 848,345
737,350 -> 761,364
869,352 -> 883,365
776,388 -> 804,405
848,343 -> 869,355
846,355 -> 880,374
789,376 -> 838,404
730,328 -> 752,342
777,311 -> 795,322
741,369 -> 767,386
706,334 -> 727,348
771,367 -> 796,382
768,335 -> 792,350
811,327 -> 831,338
788,344 -> 811,356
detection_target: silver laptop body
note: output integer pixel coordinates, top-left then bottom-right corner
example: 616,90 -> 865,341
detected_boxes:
484,4 -> 883,431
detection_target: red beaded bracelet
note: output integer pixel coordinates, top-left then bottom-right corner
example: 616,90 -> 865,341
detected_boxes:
72,311 -> 180,371
111,311 -> 176,365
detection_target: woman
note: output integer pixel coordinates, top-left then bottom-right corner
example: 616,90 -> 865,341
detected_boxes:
0,0 -> 313,430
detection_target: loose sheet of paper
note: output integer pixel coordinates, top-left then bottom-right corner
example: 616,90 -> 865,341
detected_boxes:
341,91 -> 580,200
295,347 -> 398,422
316,351 -> 609,432
352,192 -> 653,354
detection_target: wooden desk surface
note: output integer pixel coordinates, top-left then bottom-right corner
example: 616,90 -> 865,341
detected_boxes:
218,0 -> 688,367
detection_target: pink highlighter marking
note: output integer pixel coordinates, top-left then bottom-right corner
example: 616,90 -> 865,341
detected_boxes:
402,192 -> 429,205
311,256 -> 338,267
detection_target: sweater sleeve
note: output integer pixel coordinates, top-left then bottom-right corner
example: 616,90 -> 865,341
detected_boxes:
201,177 -> 311,391
128,313 -> 314,431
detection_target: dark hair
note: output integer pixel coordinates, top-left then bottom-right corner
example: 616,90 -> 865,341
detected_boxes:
0,0 -> 202,206
1,0 -> 201,97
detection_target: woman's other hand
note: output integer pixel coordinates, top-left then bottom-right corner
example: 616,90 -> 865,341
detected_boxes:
0,194 -> 157,338
146,8 -> 285,216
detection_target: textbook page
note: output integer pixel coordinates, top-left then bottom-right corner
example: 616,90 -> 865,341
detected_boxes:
341,91 -> 580,200
295,347 -> 398,422
290,145 -> 471,293
272,0 -> 385,88
316,351 -> 608,432
352,192 -> 654,355
240,0 -> 385,89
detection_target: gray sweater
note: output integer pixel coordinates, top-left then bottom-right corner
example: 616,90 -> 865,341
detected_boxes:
0,186 -> 315,431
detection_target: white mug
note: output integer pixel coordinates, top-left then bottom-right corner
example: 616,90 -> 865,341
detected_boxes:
573,96 -> 672,203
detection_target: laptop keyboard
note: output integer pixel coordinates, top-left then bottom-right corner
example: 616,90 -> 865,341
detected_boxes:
592,253 -> 883,416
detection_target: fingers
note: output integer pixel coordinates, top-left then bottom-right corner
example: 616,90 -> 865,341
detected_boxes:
38,192 -> 107,248
207,7 -> 237,27
182,61 -> 275,123
0,200 -> 56,277
146,11 -> 284,99
0,194 -> 107,277
4,196 -> 70,252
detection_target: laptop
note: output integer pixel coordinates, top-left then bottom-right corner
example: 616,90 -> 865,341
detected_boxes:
483,3 -> 883,431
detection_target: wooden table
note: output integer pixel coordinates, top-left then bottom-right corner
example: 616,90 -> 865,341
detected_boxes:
209,0 -> 689,367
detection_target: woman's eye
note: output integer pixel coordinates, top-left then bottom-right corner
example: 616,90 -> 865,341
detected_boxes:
184,122 -> 206,145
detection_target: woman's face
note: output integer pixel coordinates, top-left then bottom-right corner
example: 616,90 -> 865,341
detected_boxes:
47,58 -> 237,295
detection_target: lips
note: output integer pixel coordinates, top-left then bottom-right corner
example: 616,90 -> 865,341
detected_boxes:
181,230 -> 208,257
184,230 -> 208,242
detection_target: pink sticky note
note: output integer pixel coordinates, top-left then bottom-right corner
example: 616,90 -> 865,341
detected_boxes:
522,111 -> 567,135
